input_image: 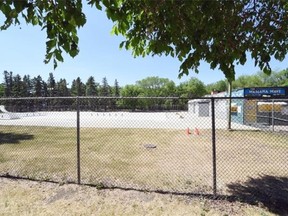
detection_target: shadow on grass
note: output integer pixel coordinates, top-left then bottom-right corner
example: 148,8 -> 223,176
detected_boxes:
0,132 -> 34,144
227,175 -> 288,215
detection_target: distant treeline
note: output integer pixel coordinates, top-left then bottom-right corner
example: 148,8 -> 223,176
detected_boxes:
0,69 -> 287,112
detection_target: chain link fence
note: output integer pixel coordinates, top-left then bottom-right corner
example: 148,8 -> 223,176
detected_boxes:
0,96 -> 287,199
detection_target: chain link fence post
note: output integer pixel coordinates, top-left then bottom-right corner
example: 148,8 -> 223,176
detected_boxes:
77,96 -> 81,184
272,99 -> 275,132
211,98 -> 217,196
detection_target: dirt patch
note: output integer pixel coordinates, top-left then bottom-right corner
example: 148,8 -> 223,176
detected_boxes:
0,177 -> 274,216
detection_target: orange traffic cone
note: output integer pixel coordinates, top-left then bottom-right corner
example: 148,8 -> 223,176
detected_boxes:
186,128 -> 191,135
194,128 -> 200,135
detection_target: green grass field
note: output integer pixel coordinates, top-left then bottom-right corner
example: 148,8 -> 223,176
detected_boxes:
0,125 -> 287,195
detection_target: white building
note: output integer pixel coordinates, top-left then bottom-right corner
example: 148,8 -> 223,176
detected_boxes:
188,91 -> 228,119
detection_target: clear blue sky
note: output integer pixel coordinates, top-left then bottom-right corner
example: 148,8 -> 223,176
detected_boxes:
0,4 -> 287,87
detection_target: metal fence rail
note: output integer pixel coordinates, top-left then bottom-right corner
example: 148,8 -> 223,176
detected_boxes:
0,96 -> 287,199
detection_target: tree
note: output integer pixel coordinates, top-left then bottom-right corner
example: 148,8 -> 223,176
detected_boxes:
110,79 -> 120,109
233,74 -> 263,89
30,75 -> 45,111
136,76 -> 172,96
113,79 -> 120,97
12,74 -> 25,97
10,74 -> 26,111
99,77 -> 111,111
3,70 -> 13,97
42,81 -> 48,97
57,78 -> 70,97
85,76 -> 98,110
70,77 -> 86,109
0,0 -> 86,69
1,1 -> 287,80
207,69 -> 288,90
47,72 -> 56,96
178,78 -> 207,98
276,69 -> 288,86
20,74 -> 33,111
0,84 -> 4,97
206,80 -> 227,93
71,77 -> 85,96
160,80 -> 176,97
23,75 -> 33,97
120,84 -> 141,98
99,77 -> 110,97
32,75 -> 44,97
256,70 -> 288,87
135,76 -> 167,109
2,71 -> 14,109
85,76 -> 98,96
55,78 -> 71,110
119,84 -> 141,111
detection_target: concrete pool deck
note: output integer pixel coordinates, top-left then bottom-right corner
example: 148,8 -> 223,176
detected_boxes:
0,111 -> 262,130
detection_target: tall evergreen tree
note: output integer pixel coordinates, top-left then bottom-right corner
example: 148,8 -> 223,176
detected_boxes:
3,70 -> 13,97
12,74 -> 25,97
100,77 -> 110,97
111,79 -> 120,109
22,74 -> 33,111
54,78 -> 71,110
33,75 -> 43,97
99,77 -> 111,111
57,79 -> 70,97
23,75 -> 33,97
42,81 -> 48,97
47,72 -> 56,96
85,76 -> 98,109
11,74 -> 29,110
71,77 -> 85,96
70,79 -> 76,96
0,84 -> 4,97
113,79 -> 120,97
85,76 -> 98,96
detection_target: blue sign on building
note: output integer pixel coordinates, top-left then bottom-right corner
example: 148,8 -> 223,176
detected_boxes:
244,87 -> 288,98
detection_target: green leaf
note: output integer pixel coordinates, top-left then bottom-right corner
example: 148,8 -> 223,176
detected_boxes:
32,16 -> 38,25
0,4 -> 12,17
13,1 -> 26,13
119,41 -> 125,49
46,39 -> 56,52
239,52 -> 247,65
263,65 -> 272,75
55,50 -> 64,62
44,52 -> 53,63
70,47 -> 79,58
88,0 -> 102,10
53,59 -> 58,70
111,25 -> 119,35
